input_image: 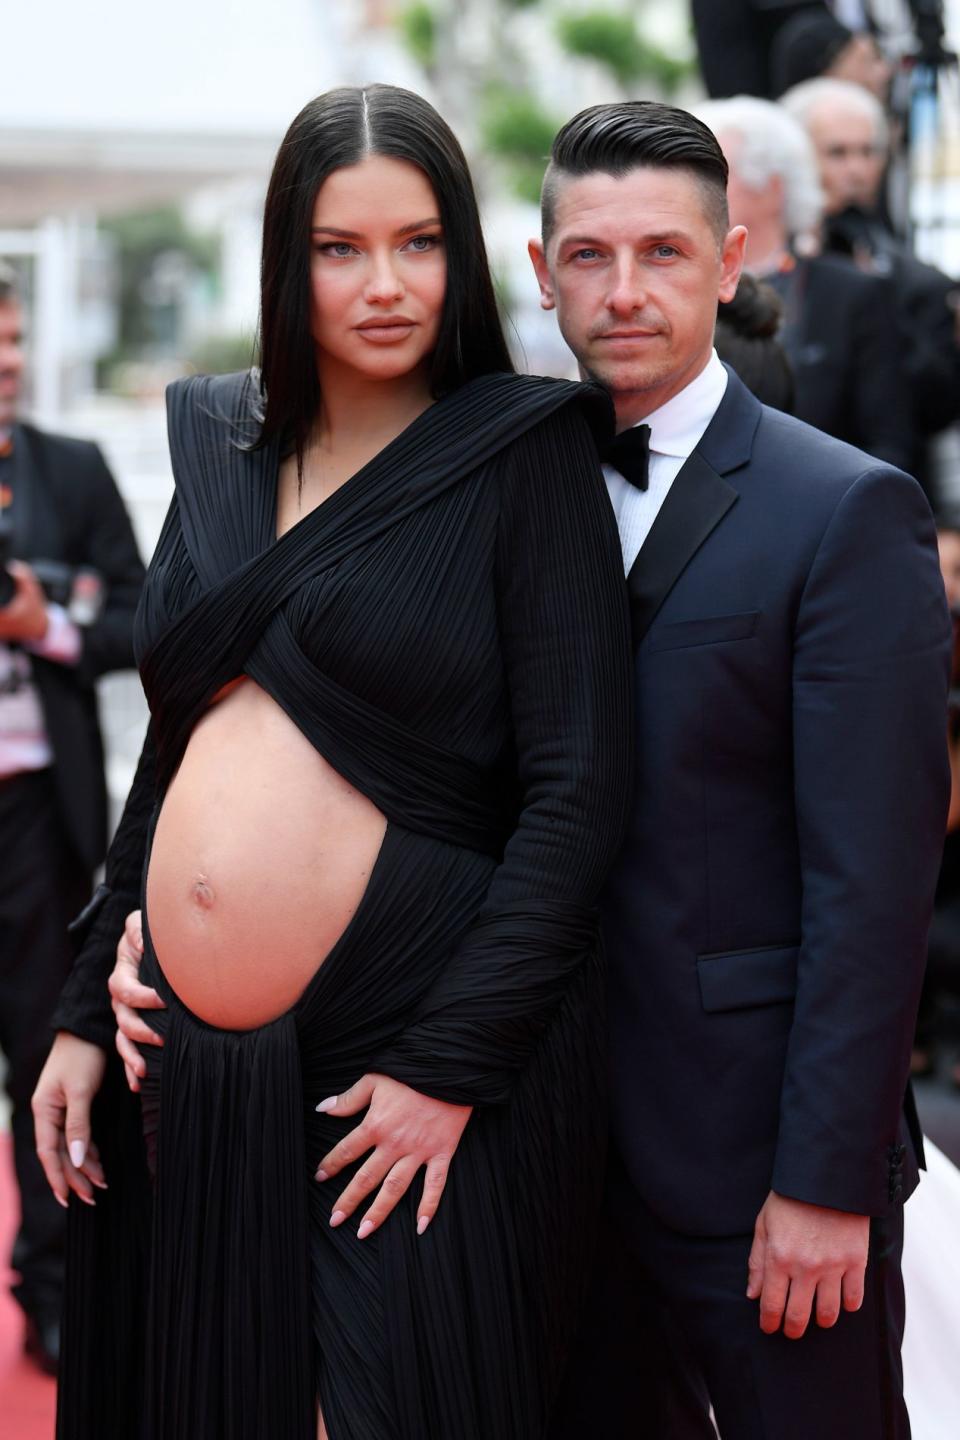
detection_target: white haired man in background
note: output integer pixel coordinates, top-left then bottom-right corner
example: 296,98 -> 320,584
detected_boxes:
698,94 -> 913,472
784,76 -> 960,491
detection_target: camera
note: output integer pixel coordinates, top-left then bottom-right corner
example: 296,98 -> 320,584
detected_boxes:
0,505 -> 104,625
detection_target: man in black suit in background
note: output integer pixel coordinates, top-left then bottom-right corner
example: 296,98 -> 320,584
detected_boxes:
699,93 -> 915,472
530,101 -> 948,1438
692,0 -> 824,98
784,75 -> 960,495
691,1 -> 890,98
0,261 -> 144,1370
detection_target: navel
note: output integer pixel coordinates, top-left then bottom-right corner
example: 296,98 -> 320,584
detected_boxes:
191,874 -> 216,910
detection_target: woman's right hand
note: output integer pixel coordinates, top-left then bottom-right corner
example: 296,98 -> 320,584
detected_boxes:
108,908 -> 166,1092
32,1033 -> 108,1207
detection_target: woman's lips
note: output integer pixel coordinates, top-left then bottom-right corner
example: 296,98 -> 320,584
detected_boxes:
355,319 -> 416,344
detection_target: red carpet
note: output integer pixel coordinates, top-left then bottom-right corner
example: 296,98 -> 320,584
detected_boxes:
0,1134 -> 56,1439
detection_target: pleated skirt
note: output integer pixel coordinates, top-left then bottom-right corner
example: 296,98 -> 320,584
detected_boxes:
120,821 -> 607,1440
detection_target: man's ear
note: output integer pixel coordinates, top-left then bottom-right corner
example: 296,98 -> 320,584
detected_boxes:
718,225 -> 748,304
528,239 -> 556,311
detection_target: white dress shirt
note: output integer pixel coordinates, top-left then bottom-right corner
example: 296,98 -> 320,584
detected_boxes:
604,351 -> 728,577
0,604 -> 82,778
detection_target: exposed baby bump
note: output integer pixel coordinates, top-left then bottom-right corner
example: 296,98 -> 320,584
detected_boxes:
145,680 -> 387,1030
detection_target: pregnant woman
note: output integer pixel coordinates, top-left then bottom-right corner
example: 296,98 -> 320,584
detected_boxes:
32,85 -> 632,1439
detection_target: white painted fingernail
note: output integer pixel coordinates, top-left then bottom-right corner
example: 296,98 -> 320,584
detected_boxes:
330,1210 -> 346,1228
315,1169 -> 329,1182
69,1140 -> 86,1168
357,1220 -> 374,1240
316,1096 -> 337,1112
417,1216 -> 430,1236
55,1194 -> 69,1210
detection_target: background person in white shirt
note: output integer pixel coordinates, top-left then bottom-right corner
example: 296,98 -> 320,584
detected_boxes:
530,101 -> 949,1440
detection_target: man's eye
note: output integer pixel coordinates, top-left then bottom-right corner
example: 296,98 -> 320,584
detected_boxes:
573,248 -> 601,261
653,245 -> 678,259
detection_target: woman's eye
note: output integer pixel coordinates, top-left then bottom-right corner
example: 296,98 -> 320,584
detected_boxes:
317,242 -> 357,258
405,234 -> 441,252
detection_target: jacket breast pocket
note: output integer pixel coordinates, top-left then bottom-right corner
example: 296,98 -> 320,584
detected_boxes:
649,610 -> 760,653
696,944 -> 799,1013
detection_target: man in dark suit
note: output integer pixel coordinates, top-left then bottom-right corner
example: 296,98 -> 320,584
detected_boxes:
692,0 -> 825,98
0,261 -> 144,1370
529,101 -> 949,1438
691,1 -> 889,98
700,93 -> 914,473
784,75 -> 960,496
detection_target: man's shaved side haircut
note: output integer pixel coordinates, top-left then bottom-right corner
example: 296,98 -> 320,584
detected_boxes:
542,101 -> 730,246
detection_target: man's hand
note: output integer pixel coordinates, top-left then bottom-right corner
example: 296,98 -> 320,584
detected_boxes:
315,1074 -> 471,1238
0,561 -> 48,641
747,1191 -> 870,1339
109,908 -> 165,1093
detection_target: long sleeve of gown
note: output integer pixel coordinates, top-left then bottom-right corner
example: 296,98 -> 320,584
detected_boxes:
374,403 -> 634,1105
52,495 -> 189,1050
51,724 -> 157,1051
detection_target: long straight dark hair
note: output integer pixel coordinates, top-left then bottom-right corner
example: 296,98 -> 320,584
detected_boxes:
257,84 -> 514,468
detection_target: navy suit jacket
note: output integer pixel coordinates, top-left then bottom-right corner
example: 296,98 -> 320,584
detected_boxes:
603,368 -> 951,1237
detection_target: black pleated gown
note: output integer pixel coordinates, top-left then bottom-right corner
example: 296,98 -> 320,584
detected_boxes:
51,368 -> 633,1440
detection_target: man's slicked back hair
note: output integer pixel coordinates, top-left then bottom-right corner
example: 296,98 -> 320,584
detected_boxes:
542,101 -> 730,246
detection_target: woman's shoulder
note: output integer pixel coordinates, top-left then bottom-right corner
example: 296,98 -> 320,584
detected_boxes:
165,368 -> 264,446
449,371 -> 614,463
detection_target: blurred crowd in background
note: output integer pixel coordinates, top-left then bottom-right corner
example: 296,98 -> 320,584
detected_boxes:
3,0 -> 960,1378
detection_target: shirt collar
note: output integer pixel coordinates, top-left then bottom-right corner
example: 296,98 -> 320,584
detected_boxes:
637,350 -> 728,460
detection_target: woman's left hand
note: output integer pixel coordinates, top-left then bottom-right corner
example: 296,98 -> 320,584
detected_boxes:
315,1073 -> 471,1239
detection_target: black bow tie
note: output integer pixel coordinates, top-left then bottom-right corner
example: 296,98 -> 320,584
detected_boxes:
602,423 -> 651,492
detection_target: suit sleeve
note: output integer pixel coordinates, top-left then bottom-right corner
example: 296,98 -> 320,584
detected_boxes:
72,444 -> 145,685
773,466 -> 951,1215
372,403 -> 634,1104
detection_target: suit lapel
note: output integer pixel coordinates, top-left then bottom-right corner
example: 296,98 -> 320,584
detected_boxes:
627,452 -> 737,646
626,366 -> 761,649
9,424 -> 37,555
11,425 -> 63,558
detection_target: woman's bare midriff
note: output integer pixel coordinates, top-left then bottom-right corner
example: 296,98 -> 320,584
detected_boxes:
145,679 -> 387,1030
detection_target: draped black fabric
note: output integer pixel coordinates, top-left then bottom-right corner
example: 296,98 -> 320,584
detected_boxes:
52,369 -> 633,1439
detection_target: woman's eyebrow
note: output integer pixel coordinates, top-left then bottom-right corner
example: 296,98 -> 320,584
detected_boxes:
396,217 -> 442,236
310,218 -> 442,239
